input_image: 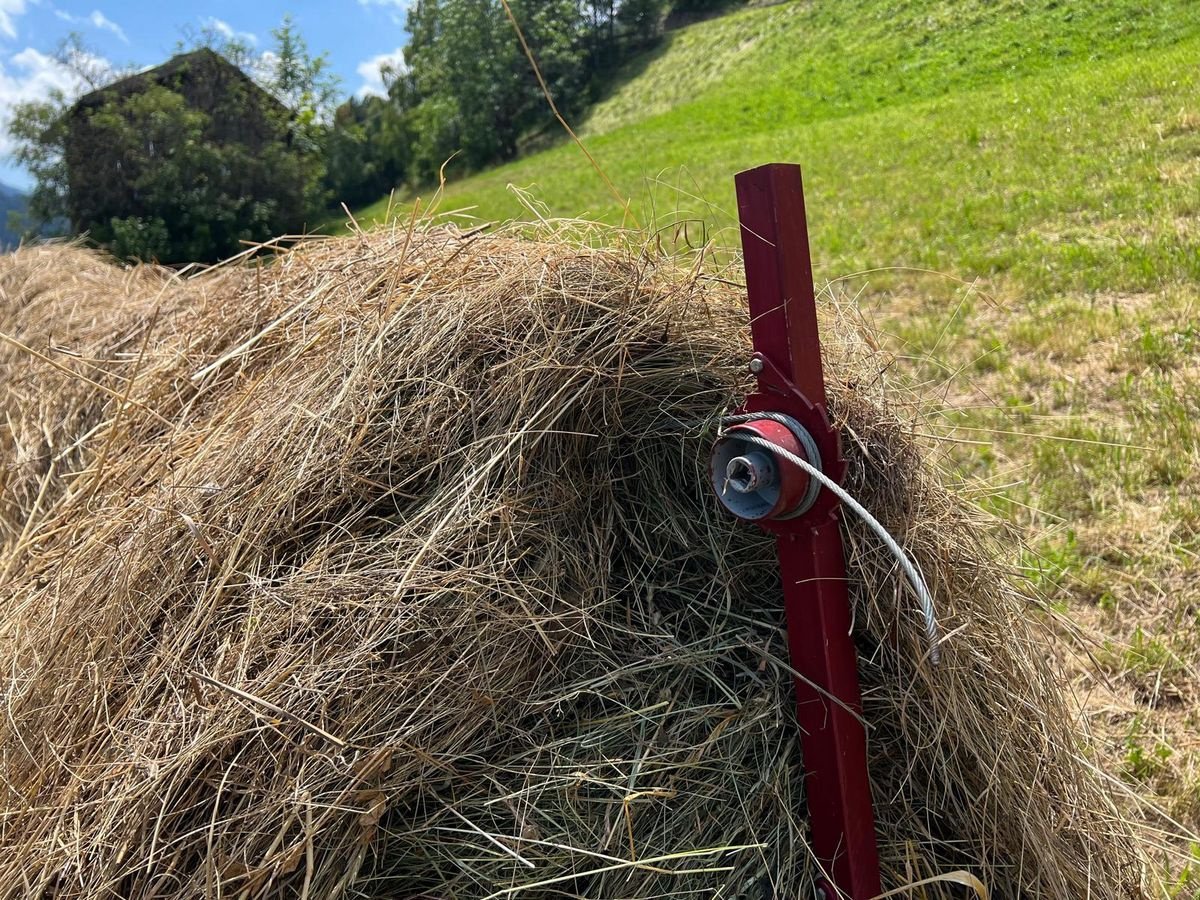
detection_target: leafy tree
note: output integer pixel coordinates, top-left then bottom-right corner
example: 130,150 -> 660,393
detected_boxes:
398,0 -> 591,183
8,91 -> 71,235
8,23 -> 338,263
342,0 -> 667,192
615,0 -> 669,49
264,17 -> 340,213
325,94 -> 410,209
8,35 -> 119,234
266,17 -> 340,119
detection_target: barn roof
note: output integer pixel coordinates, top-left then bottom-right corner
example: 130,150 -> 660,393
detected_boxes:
70,48 -> 287,118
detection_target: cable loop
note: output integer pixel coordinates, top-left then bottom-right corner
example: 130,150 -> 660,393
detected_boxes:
720,413 -> 942,665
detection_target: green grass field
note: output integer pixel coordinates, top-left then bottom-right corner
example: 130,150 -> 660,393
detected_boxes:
356,0 -> 1200,890
358,0 -> 1200,296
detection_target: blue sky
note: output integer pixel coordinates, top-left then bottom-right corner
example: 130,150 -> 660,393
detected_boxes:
0,0 -> 410,187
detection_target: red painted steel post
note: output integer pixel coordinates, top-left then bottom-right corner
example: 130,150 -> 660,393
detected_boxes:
734,164 -> 882,900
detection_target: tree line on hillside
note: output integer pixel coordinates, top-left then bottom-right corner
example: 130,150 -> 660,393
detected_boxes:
327,0 -> 674,209
8,0 -> 738,263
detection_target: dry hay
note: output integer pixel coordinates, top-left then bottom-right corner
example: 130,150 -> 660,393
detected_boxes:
0,227 -> 1149,898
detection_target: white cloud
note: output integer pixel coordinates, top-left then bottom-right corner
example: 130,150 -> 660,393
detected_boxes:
204,17 -> 258,47
243,49 -> 278,88
88,11 -> 127,43
0,46 -> 110,155
52,8 -> 129,44
357,0 -> 408,26
355,48 -> 405,98
0,0 -> 29,41
8,46 -> 87,100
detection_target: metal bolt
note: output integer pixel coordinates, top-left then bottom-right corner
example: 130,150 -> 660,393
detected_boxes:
748,357 -> 764,374
726,457 -> 758,494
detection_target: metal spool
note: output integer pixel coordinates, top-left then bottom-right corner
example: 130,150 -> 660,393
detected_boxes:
710,413 -> 822,521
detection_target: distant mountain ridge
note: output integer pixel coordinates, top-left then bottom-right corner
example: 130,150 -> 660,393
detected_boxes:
0,181 -> 28,249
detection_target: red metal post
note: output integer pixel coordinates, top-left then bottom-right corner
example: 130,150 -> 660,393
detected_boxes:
734,164 -> 882,900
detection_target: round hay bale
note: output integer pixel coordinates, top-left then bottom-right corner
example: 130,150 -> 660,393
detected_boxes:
0,226 -> 1149,898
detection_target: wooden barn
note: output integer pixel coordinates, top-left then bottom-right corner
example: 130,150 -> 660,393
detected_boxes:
63,49 -> 298,259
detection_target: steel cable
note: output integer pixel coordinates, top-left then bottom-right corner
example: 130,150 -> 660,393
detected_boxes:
720,413 -> 941,665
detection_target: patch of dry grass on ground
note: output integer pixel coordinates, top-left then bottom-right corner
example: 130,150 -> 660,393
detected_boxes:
861,274 -> 1200,893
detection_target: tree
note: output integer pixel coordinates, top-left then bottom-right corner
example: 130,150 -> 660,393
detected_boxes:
614,0 -> 668,49
8,23 -> 339,263
325,94 -> 410,210
345,0 -> 666,192
8,34 -> 120,235
8,90 -> 71,235
398,0 -> 590,184
181,15 -> 341,217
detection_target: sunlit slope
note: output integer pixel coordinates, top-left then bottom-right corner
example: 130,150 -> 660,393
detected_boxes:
358,0 -> 1200,295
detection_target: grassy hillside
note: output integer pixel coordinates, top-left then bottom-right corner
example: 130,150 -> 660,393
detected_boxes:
358,0 -> 1200,293
357,0 -> 1200,891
